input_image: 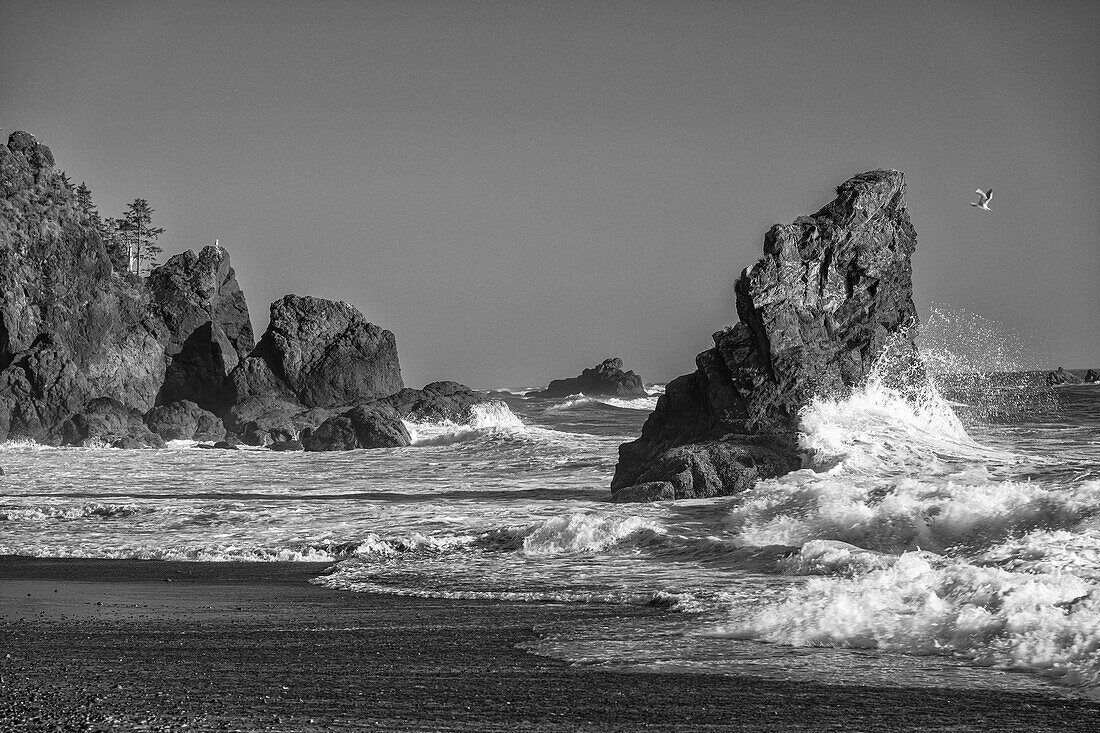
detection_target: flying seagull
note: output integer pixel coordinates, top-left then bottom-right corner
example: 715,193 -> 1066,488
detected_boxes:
971,189 -> 993,210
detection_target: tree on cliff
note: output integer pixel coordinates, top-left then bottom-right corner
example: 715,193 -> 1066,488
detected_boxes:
74,183 -> 101,228
120,198 -> 165,275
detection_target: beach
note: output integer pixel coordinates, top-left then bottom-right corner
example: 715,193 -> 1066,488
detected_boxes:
2,557 -> 1098,732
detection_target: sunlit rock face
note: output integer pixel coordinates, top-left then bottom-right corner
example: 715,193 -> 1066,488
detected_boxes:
0,131 -> 167,443
612,170 -> 918,502
231,295 -> 404,409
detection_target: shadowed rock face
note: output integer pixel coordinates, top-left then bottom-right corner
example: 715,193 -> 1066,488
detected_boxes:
0,132 -> 167,443
526,358 -> 647,399
231,295 -> 404,409
612,170 -> 918,502
149,246 -> 255,414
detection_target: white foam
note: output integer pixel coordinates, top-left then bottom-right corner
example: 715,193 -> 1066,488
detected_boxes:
516,512 -> 662,556
718,552 -> 1100,691
405,401 -> 526,446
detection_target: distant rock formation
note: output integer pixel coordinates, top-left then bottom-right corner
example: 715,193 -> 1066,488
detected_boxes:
0,131 -> 167,443
527,358 -> 647,399
149,246 -> 254,414
1046,367 -> 1085,386
612,170 -> 919,502
231,295 -> 404,409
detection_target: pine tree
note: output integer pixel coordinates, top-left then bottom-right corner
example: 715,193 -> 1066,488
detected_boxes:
121,198 -> 165,275
74,182 -> 102,229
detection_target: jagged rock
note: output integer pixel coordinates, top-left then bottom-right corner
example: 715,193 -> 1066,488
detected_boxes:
1086,369 -> 1099,383
231,295 -> 404,408
59,397 -> 166,449
1046,367 -> 1084,386
196,440 -> 239,450
302,403 -> 411,451
144,400 -> 225,441
527,358 -> 646,399
1,131 -> 168,443
222,395 -> 335,447
612,170 -> 918,501
381,381 -> 498,422
268,440 -> 304,451
149,246 -> 254,414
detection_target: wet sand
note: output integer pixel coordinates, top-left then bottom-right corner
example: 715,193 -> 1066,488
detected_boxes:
2,557 -> 1098,732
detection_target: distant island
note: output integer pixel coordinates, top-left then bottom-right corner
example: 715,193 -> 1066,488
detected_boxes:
0,131 -> 499,451
525,357 -> 647,399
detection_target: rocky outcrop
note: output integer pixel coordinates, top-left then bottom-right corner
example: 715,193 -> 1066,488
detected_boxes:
222,395 -> 335,446
59,398 -> 166,449
526,358 -> 646,399
1046,367 -> 1085,386
381,381 -> 498,423
149,246 -> 254,414
0,131 -> 168,443
231,295 -> 404,409
302,403 -> 411,451
612,170 -> 919,502
0,131 -> 468,452
144,400 -> 225,441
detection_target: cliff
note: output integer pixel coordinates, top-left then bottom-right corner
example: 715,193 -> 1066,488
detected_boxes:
612,170 -> 919,501
0,131 -> 167,442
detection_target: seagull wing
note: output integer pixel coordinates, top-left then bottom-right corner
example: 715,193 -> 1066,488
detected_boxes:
985,189 -> 993,202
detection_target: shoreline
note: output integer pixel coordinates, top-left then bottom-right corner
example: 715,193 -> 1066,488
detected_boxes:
2,557 -> 1099,731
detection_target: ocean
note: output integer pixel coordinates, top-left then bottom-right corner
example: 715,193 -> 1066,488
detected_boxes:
2,348 -> 1098,702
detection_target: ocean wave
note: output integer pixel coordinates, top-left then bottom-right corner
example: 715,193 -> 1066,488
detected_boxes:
727,471 -> 1100,555
405,401 -> 526,446
798,379 -> 1014,476
0,543 -> 347,563
0,502 -> 149,521
717,552 -> 1100,693
544,393 -> 660,412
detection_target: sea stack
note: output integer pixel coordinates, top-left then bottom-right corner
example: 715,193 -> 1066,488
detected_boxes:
527,358 -> 647,398
612,170 -> 919,502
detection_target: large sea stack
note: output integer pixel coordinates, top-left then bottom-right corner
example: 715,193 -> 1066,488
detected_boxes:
149,245 -> 255,414
231,295 -> 404,409
612,170 -> 918,502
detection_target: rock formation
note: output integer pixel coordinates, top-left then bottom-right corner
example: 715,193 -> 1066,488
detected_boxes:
59,397 -> 166,449
302,403 -> 411,451
381,381 -> 501,423
0,131 -> 167,443
612,170 -> 919,502
231,295 -> 403,409
526,358 -> 647,399
144,400 -> 226,441
0,130 -> 503,452
149,246 -> 254,414
1046,367 -> 1085,386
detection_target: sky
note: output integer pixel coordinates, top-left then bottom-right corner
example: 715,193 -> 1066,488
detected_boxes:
2,0 -> 1097,388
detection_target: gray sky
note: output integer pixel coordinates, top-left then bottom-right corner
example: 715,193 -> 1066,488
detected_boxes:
3,0 -> 1097,388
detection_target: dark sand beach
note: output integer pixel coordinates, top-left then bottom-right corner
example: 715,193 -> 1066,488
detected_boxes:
2,558 -> 1098,732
